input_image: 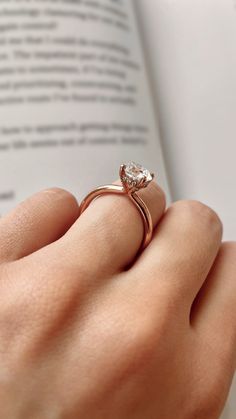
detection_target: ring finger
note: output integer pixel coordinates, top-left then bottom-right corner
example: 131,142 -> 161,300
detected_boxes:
29,179 -> 166,277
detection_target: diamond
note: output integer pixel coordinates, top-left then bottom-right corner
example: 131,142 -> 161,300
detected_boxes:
120,162 -> 154,192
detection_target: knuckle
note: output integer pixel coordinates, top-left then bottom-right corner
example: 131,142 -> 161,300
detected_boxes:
172,200 -> 223,234
41,187 -> 78,209
42,187 -> 78,207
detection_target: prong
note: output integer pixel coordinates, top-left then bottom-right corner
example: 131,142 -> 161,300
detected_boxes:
119,164 -> 129,192
140,177 -> 146,188
119,164 -> 126,179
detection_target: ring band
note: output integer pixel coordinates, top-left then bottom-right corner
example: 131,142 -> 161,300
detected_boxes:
79,162 -> 155,251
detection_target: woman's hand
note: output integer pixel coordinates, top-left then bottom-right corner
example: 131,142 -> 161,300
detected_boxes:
0,183 -> 235,419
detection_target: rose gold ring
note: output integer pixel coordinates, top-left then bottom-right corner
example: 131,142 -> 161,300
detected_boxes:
79,162 -> 155,251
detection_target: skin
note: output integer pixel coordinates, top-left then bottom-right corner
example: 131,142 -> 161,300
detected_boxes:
0,182 -> 235,419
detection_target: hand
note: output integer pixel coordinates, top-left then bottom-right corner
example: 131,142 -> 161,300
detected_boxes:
0,184 -> 235,419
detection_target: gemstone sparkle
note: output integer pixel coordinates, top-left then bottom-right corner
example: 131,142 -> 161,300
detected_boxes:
120,162 -> 154,192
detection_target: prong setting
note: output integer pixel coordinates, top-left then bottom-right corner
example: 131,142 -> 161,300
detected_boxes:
119,162 -> 155,193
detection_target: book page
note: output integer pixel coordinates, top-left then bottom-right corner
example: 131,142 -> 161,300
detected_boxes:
0,0 -> 169,215
135,0 -> 236,242
135,1 -> 236,417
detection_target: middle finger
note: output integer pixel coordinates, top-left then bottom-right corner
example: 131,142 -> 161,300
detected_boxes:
130,200 -> 223,312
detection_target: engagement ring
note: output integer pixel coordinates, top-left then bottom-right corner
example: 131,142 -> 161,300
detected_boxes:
79,162 -> 155,251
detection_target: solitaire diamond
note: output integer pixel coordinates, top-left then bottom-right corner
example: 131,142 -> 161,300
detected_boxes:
120,162 -> 154,192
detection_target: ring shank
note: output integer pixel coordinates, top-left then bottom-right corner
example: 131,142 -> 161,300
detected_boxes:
79,184 -> 153,251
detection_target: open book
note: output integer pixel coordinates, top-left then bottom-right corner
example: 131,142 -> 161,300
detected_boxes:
0,0 -> 170,218
0,1 -> 235,416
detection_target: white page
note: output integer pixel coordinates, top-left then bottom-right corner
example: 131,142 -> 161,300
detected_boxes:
0,0 -> 170,215
135,0 -> 236,417
135,0 -> 236,242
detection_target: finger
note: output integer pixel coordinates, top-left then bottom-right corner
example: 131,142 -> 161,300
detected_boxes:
191,242 -> 236,369
30,180 -> 166,276
0,188 -> 79,263
130,200 -> 223,313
